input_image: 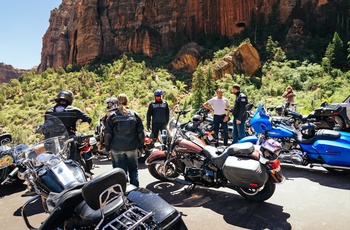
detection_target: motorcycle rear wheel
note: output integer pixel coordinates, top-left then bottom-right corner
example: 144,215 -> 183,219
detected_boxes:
236,178 -> 276,202
147,162 -> 179,181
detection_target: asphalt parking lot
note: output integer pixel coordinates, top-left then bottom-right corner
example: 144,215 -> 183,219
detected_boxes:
1,157 -> 350,230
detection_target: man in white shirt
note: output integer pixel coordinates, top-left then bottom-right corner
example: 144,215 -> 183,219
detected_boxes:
203,88 -> 230,146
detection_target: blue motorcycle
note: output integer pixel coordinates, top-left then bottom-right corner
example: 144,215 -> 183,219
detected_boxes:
239,104 -> 350,174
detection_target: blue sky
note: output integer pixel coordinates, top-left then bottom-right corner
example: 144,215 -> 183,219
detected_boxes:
0,1 -> 61,69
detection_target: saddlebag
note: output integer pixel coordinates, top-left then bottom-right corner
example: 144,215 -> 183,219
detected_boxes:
127,187 -> 183,229
222,156 -> 268,188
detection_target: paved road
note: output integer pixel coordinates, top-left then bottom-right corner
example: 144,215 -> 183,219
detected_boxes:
0,157 -> 349,230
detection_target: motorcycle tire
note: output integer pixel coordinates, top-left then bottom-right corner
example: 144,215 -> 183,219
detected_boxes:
236,178 -> 276,202
332,116 -> 344,131
147,163 -> 179,181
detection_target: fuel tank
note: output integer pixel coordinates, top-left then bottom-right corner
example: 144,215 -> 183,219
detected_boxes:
176,138 -> 203,153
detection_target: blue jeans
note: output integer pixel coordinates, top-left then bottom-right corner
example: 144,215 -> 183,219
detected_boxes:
111,149 -> 139,187
213,115 -> 228,146
232,116 -> 247,144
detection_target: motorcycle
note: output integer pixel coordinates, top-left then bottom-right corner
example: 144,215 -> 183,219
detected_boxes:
145,110 -> 285,202
238,104 -> 350,174
138,130 -> 154,163
19,115 -> 187,229
0,133 -> 28,185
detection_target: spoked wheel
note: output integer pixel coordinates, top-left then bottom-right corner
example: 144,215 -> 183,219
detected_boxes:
236,178 -> 276,202
147,162 -> 179,181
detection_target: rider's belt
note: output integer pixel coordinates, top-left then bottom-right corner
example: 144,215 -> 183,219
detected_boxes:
214,114 -> 226,116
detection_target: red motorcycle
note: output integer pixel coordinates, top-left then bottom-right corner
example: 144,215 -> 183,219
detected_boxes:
145,110 -> 285,202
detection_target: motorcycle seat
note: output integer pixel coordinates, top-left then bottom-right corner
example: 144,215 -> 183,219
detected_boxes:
297,129 -> 341,144
203,143 -> 255,168
65,168 -> 129,228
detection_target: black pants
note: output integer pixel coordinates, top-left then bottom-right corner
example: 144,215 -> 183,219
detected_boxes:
151,123 -> 167,140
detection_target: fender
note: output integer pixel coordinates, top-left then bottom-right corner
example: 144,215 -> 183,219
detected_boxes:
145,149 -> 166,165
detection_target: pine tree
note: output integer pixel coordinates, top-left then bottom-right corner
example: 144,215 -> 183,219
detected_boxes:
191,63 -> 206,110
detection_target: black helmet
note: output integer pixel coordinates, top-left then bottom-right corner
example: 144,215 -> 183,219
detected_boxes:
300,123 -> 316,139
154,89 -> 163,96
105,97 -> 118,109
192,114 -> 202,126
55,90 -> 74,105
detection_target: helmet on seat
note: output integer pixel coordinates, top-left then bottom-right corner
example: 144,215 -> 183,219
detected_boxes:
260,139 -> 282,160
192,114 -> 202,126
154,89 -> 163,96
300,123 -> 316,139
105,97 -> 118,110
55,90 -> 74,105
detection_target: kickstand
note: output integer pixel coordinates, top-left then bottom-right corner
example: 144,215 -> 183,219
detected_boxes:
184,183 -> 196,195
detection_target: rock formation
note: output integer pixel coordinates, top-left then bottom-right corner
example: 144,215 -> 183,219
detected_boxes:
214,43 -> 261,79
39,0 -> 330,72
0,63 -> 24,84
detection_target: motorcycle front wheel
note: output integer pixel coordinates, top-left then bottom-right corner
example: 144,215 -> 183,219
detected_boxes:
147,162 -> 179,181
236,178 -> 276,202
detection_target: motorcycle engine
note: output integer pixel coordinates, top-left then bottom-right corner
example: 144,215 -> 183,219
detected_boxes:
179,153 -> 216,186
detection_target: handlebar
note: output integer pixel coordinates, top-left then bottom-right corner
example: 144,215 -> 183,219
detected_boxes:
174,110 -> 190,115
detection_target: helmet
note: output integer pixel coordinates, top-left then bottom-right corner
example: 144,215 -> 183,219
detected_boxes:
300,123 -> 316,139
105,97 -> 118,109
55,90 -> 74,105
261,139 -> 282,160
192,114 -> 202,126
154,89 -> 163,96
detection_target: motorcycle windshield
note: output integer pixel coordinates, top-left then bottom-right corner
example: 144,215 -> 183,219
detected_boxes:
20,114 -> 69,165
250,104 -> 272,133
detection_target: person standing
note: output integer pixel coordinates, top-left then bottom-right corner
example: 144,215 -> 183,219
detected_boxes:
104,94 -> 144,187
231,84 -> 248,144
203,88 -> 230,146
282,86 -> 296,111
146,89 -> 169,141
45,90 -> 92,162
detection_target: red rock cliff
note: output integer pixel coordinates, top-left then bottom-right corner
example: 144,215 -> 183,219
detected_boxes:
39,0 -> 328,72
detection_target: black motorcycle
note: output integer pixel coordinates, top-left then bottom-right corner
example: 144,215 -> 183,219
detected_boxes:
19,115 -> 186,229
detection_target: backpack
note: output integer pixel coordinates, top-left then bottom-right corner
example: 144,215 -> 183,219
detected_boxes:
112,110 -> 137,135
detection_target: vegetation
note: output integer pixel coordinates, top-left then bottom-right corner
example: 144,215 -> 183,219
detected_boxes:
1,2 -> 350,144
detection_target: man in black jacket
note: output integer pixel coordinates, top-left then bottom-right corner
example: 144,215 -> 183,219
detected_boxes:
231,84 -> 248,143
146,89 -> 169,141
45,90 -> 92,161
104,94 -> 144,187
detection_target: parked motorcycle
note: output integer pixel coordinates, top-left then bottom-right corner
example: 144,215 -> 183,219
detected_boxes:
138,130 -> 154,162
0,133 -> 28,185
239,104 -> 350,174
19,115 -> 187,229
145,110 -> 285,202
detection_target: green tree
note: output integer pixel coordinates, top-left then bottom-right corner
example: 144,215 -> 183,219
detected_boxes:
274,47 -> 286,62
266,36 -> 279,60
191,63 -> 206,110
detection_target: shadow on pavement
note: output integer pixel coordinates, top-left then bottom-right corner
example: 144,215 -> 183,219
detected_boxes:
146,181 -> 291,230
281,165 -> 350,190
0,183 -> 27,198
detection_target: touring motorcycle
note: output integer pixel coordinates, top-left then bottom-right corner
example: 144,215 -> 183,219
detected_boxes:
0,133 -> 28,185
239,104 -> 350,174
145,110 -> 285,202
18,115 -> 186,229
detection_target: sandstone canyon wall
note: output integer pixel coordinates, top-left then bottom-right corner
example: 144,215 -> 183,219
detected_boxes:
39,0 -> 329,72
